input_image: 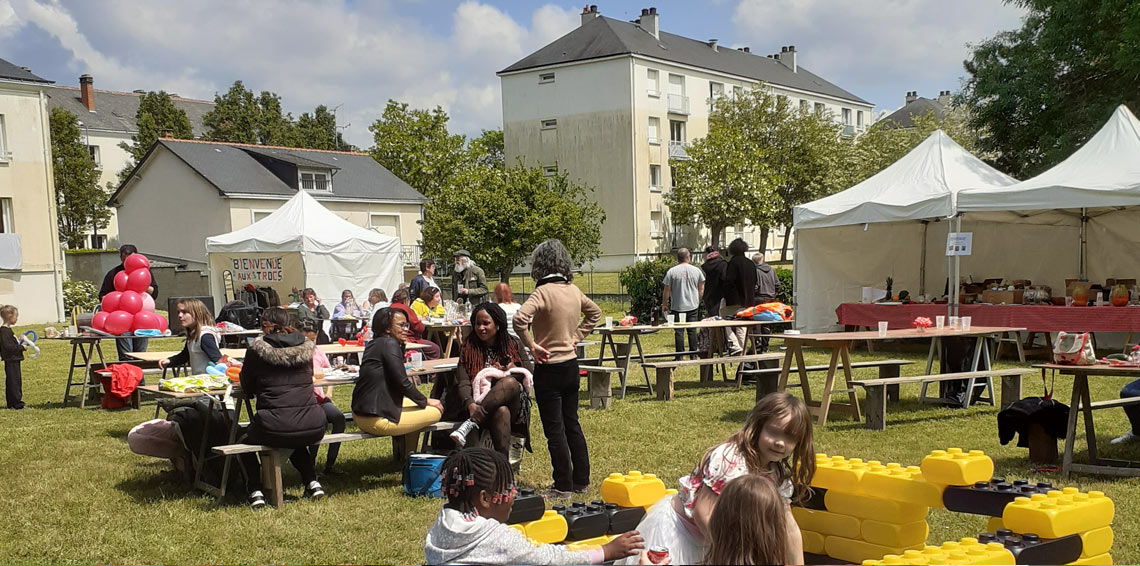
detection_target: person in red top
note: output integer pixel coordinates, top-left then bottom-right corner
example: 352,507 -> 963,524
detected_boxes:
390,288 -> 441,360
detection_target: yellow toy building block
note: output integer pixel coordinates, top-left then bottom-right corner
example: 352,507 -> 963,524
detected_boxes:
643,488 -> 677,512
1069,553 -> 1112,565
813,454 -> 879,493
825,535 -> 921,564
985,516 -> 1005,533
1002,489 -> 1114,538
861,463 -> 946,508
871,539 -> 1016,566
802,530 -> 826,555
825,490 -> 929,523
564,534 -> 615,551
792,507 -> 862,539
601,471 -> 666,508
521,510 -> 568,544
1079,526 -> 1113,558
920,448 -> 994,486
861,518 -> 929,548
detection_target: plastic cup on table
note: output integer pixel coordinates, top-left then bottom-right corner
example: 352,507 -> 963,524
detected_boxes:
935,316 -> 945,329
1065,296 -> 1075,307
949,316 -> 960,330
666,313 -> 675,326
605,316 -> 614,329
678,312 -> 687,324
877,321 -> 889,337
961,316 -> 972,331
410,351 -> 424,369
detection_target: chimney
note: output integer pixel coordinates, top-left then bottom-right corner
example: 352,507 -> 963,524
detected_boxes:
743,46 -> 750,53
938,90 -> 953,107
580,4 -> 599,26
79,74 -> 95,111
641,7 -> 659,39
905,91 -> 918,104
776,45 -> 797,72
708,39 -> 718,52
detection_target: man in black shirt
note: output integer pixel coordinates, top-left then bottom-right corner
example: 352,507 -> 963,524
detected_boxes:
98,244 -> 158,360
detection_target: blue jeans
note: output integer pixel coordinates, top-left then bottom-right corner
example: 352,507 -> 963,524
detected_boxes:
1121,378 -> 1140,433
116,336 -> 149,361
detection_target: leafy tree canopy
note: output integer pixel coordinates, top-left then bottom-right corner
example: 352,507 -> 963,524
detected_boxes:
368,100 -> 468,197
202,80 -> 297,146
118,91 -> 192,183
51,108 -> 110,249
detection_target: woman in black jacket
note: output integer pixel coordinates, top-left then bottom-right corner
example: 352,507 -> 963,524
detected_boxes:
238,307 -> 328,509
352,308 -> 442,436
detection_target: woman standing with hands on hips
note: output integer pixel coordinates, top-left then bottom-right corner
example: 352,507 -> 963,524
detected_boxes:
512,239 -> 601,498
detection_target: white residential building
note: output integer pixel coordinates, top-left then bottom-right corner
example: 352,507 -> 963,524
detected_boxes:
498,5 -> 874,270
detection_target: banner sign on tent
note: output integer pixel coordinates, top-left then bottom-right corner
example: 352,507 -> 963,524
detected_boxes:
946,232 -> 973,256
231,256 -> 285,282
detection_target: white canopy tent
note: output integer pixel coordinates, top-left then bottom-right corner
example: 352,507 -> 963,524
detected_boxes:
205,190 -> 404,311
793,131 -> 1018,332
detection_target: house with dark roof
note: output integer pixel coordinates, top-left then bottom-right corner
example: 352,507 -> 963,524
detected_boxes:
43,74 -> 214,249
0,57 -> 66,322
497,5 -> 874,268
879,90 -> 952,129
109,138 -> 427,269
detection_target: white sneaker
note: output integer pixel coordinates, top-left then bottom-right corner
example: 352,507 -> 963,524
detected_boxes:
509,436 -> 525,474
1111,431 -> 1138,445
450,419 -> 479,448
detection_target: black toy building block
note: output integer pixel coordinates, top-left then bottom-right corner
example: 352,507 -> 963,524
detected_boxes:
557,503 -> 610,541
506,488 -> 546,524
977,529 -> 1082,565
943,478 -> 1055,517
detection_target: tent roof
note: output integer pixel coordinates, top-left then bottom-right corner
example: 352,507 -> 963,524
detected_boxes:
205,190 -> 400,254
958,105 -> 1140,212
794,130 -> 1016,229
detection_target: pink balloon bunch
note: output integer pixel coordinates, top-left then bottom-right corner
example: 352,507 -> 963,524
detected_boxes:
92,253 -> 169,335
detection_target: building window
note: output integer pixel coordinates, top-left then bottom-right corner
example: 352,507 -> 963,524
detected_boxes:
252,210 -> 272,223
669,120 -> 686,144
800,99 -> 810,111
814,102 -> 825,116
647,69 -> 660,97
648,117 -> 660,144
0,115 -> 7,160
0,198 -> 12,233
842,108 -> 852,125
670,165 -> 677,189
650,164 -> 662,192
667,74 -> 687,114
650,210 -> 663,239
542,165 -> 558,177
369,214 -> 400,238
733,85 -> 743,99
88,145 -> 101,168
539,72 -> 555,84
89,234 -> 107,249
541,118 -> 558,129
857,110 -> 864,127
300,170 -> 331,192
709,81 -> 724,106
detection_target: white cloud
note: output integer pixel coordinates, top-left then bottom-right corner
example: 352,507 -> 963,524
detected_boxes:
0,0 -> 21,37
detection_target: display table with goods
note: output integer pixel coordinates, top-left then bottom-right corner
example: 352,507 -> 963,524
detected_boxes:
838,303 -> 1140,333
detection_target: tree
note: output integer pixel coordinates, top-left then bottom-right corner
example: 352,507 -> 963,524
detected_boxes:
295,105 -> 345,150
202,81 -> 297,146
50,108 -> 109,249
468,129 -> 504,169
846,107 -> 989,187
960,0 -> 1140,178
118,91 -> 193,181
368,101 -> 468,197
420,160 -> 605,282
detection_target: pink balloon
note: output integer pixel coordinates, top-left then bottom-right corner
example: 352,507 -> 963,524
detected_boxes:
100,291 -> 122,313
123,253 -> 150,272
113,271 -> 129,292
104,310 -> 134,335
119,291 -> 143,314
142,293 -> 156,312
132,311 -> 159,331
126,268 -> 151,293
156,313 -> 169,333
91,311 -> 108,331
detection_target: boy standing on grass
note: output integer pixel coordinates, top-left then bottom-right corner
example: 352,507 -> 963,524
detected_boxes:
0,305 -> 25,409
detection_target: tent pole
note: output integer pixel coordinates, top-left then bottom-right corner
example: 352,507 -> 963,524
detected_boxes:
1079,208 -> 1087,279
919,221 -> 928,296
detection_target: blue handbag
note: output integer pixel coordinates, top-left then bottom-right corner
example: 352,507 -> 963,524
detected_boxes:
403,453 -> 446,498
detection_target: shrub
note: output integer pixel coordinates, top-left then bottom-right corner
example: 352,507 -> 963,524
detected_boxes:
63,279 -> 100,312
776,268 -> 793,304
618,256 -> 675,324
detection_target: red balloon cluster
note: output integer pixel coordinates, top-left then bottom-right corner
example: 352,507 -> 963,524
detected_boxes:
92,254 -> 169,335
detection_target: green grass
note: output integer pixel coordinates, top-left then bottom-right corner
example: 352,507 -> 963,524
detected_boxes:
1,317 -> 1137,564
507,272 -> 625,295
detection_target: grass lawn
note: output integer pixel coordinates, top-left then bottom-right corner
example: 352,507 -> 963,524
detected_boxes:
1,315 -> 1137,564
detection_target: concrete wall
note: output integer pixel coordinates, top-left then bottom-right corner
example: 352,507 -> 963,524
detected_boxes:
65,250 -> 209,305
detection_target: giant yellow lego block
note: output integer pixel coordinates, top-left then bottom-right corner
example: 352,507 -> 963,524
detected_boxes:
920,448 -> 994,486
825,536 -> 920,564
601,471 -> 666,508
985,516 -> 1005,533
564,534 -> 615,551
861,518 -> 929,548
792,507 -> 862,539
643,488 -> 677,512
825,490 -> 929,523
1079,526 -> 1113,558
813,454 -> 877,493
861,463 -> 946,508
866,539 -> 1016,566
1069,553 -> 1112,565
802,530 -> 826,555
1002,489 -> 1114,538
507,523 -> 526,536
521,510 -> 568,544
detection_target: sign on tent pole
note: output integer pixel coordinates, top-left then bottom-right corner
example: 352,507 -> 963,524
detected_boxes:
945,232 -> 973,256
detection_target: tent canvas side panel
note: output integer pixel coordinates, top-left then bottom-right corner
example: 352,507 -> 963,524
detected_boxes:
1085,208 -> 1140,287
302,250 -> 403,312
209,252 -> 306,307
954,212 -> 1082,294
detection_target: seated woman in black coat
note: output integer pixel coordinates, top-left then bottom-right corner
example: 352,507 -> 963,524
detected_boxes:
352,307 -> 442,436
238,307 -> 328,509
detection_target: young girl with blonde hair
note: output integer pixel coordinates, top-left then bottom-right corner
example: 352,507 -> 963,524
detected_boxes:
703,474 -> 789,565
158,298 -> 222,375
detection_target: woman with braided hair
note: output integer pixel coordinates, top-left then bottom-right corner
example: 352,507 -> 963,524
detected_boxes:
425,448 -> 645,565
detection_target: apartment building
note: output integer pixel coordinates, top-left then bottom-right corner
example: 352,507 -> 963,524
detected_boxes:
498,6 -> 873,270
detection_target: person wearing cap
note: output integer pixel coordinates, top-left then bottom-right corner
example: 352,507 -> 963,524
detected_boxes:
452,250 -> 488,306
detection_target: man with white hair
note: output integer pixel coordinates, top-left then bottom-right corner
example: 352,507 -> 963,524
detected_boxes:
452,250 -> 489,306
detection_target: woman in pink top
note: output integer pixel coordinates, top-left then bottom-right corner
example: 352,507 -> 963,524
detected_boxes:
300,319 -> 345,474
513,239 -> 601,498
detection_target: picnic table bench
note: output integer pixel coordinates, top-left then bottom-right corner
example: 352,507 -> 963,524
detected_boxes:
746,359 -> 914,402
644,353 -> 785,400
850,368 -> 1035,431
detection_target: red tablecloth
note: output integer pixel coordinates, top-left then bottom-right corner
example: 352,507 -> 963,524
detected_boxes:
837,303 -> 1140,333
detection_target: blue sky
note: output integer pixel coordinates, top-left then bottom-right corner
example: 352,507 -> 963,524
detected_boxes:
0,0 -> 1026,147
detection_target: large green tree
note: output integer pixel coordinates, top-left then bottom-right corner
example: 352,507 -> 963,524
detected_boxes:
960,0 -> 1140,177
118,91 -> 193,181
202,80 -> 297,146
50,108 -> 109,249
368,100 -> 468,197
295,105 -> 346,151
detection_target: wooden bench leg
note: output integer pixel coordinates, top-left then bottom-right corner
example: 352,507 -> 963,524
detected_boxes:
757,373 -> 779,400
1000,374 -> 1022,410
877,365 -> 901,403
589,370 -> 612,409
262,449 -> 285,508
655,368 -> 674,401
863,385 -> 887,431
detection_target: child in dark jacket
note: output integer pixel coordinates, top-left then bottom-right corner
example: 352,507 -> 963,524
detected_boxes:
0,305 -> 25,409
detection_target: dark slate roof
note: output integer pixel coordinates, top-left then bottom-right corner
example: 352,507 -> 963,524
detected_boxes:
110,139 -> 426,204
0,58 -> 52,83
880,98 -> 947,129
499,16 -> 870,105
43,85 -> 214,137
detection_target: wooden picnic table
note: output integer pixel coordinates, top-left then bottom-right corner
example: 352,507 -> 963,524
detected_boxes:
43,334 -> 150,408
1034,363 -> 1140,479
779,326 -> 1025,425
424,321 -> 467,356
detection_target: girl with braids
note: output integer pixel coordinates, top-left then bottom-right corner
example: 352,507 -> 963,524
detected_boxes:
619,392 -> 814,565
703,474 -> 790,565
425,448 -> 645,565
